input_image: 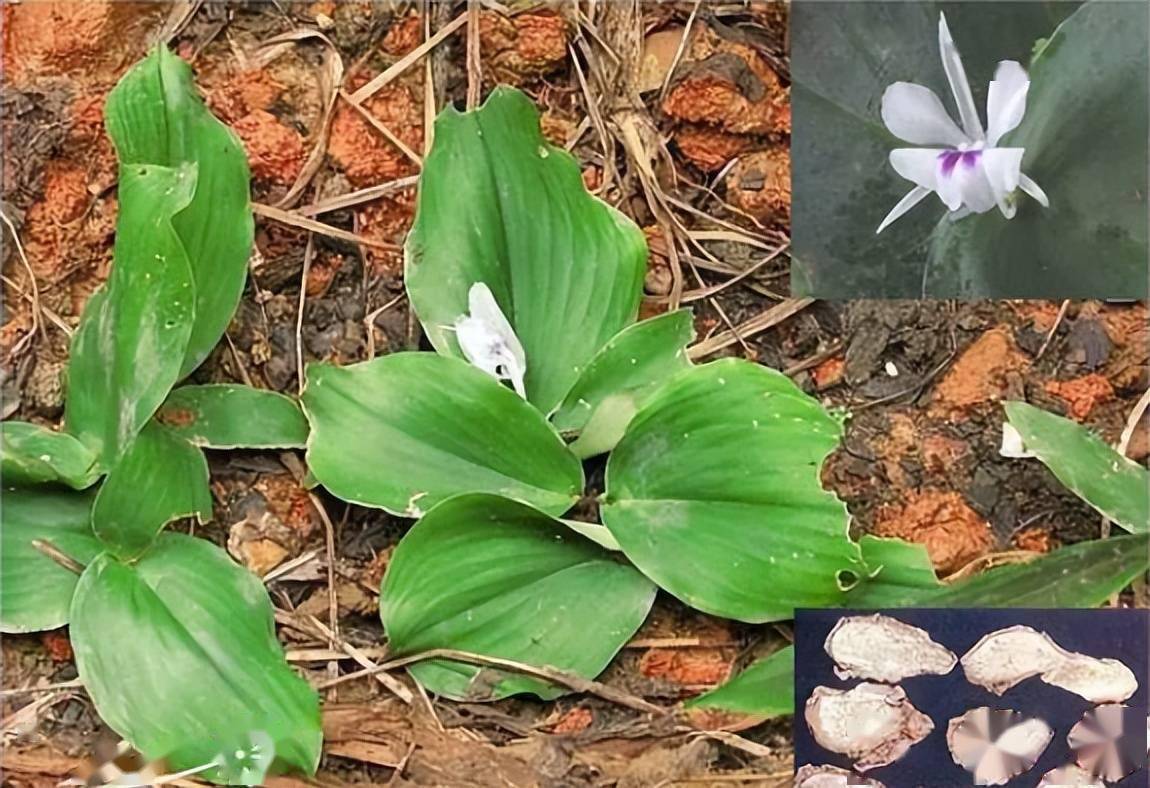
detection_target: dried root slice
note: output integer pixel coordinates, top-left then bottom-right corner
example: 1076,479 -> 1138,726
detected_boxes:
1042,654 -> 1139,704
794,764 -> 886,787
947,707 -> 1053,786
961,625 -> 1139,702
1068,704 -> 1141,782
804,683 -> 933,771
824,614 -> 957,683
1037,765 -> 1105,787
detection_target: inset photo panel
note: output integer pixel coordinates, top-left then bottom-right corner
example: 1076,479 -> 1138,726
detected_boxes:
790,1 -> 1149,299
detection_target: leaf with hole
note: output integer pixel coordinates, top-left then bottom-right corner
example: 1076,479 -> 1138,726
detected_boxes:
64,163 -> 198,469
1004,401 -> 1148,533
694,532 -> 1150,716
105,45 -> 254,376
0,487 -> 100,633
552,309 -> 695,459
303,353 -> 583,517
405,87 -> 647,414
381,493 -> 656,701
70,534 -> 321,781
602,359 -> 861,623
1,421 -> 99,489
158,385 -> 309,449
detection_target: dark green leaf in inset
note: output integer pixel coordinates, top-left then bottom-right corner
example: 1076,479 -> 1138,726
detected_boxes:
64,164 -> 198,469
1005,401 -> 1148,533
70,534 -> 321,782
381,493 -> 656,701
602,359 -> 861,623
405,87 -> 647,414
927,1 -> 1148,298
303,354 -> 583,517
1,421 -> 99,489
158,385 -> 309,449
0,487 -> 100,633
91,422 -> 212,559
105,46 -> 254,376
553,310 -> 695,459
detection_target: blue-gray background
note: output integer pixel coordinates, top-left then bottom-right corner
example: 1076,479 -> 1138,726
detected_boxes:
794,608 -> 1149,787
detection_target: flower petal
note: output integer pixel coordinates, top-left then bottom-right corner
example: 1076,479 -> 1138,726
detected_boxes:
455,283 -> 528,398
1019,173 -> 1050,207
980,147 -> 1025,218
876,185 -> 933,234
986,60 -> 1030,146
889,148 -> 948,191
467,282 -> 526,372
937,150 -> 995,214
881,82 -> 969,146
938,12 -> 985,141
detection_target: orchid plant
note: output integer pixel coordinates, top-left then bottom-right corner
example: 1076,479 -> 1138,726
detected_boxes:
302,87 -> 1150,711
0,47 -> 320,783
877,12 -> 1048,233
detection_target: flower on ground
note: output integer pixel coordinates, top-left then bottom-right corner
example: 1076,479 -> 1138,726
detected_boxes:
453,282 -> 527,398
876,12 -> 1049,234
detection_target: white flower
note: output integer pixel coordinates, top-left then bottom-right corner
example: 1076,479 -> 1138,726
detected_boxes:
999,422 -> 1034,459
876,12 -> 1050,234
453,282 -> 527,398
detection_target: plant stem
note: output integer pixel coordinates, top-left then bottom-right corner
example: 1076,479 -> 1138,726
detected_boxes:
32,539 -> 87,576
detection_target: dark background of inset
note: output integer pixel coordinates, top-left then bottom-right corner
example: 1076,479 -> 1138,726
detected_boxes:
794,608 -> 1149,787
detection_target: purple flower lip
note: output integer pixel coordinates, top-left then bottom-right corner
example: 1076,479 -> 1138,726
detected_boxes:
938,149 -> 982,177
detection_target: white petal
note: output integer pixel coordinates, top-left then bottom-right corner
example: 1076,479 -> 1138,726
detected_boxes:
1000,423 -> 1034,458
938,12 -> 985,141
889,148 -> 947,191
937,151 -> 995,214
454,283 -> 528,399
881,82 -> 969,146
986,60 -> 1030,146
876,185 -> 932,234
467,283 -> 526,371
980,147 -> 1025,218
1019,173 -> 1050,207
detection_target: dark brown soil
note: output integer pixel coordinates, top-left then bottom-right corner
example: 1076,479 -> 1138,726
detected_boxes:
2,3 -> 1145,786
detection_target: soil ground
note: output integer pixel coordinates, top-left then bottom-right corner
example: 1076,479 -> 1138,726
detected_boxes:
2,2 -> 1147,786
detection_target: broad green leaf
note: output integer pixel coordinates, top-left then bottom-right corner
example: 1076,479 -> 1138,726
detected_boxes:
686,645 -> 794,715
91,421 -> 212,559
105,46 -> 254,376
64,164 -> 197,469
928,1 -> 1148,297
0,487 -> 100,632
158,385 -> 308,449
789,1 -> 1091,297
553,310 -> 695,459
1005,401 -> 1149,533
381,494 -> 656,701
303,353 -> 583,517
602,359 -> 861,623
1,421 -> 99,489
696,533 -> 1150,715
405,86 -> 647,414
70,534 -> 321,781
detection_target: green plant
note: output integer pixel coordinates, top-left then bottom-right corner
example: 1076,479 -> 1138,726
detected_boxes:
0,47 -> 318,783
300,87 -> 1150,707
690,403 -> 1150,716
791,0 -> 1148,297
